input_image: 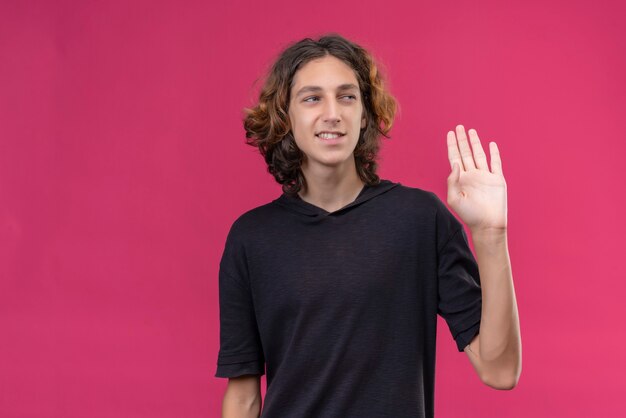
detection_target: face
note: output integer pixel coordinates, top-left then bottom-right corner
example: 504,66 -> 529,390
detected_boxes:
287,55 -> 367,173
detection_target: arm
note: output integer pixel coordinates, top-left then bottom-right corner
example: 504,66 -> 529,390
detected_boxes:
222,375 -> 263,418
464,227 -> 521,390
444,125 -> 522,389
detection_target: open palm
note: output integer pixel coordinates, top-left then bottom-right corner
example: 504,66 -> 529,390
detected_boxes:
446,125 -> 507,231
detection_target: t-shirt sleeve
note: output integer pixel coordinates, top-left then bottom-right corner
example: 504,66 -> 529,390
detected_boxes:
214,218 -> 266,378
431,193 -> 483,352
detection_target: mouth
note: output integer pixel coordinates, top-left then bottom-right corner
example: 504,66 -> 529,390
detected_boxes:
316,131 -> 346,140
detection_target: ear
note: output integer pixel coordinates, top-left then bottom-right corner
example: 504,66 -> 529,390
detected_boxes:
361,115 -> 367,129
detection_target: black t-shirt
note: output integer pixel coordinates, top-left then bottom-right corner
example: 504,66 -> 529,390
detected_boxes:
215,179 -> 482,418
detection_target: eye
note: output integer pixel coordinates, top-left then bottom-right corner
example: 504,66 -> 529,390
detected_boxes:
342,95 -> 357,100
303,96 -> 320,102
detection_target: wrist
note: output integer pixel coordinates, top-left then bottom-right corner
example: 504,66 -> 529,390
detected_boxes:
469,226 -> 508,245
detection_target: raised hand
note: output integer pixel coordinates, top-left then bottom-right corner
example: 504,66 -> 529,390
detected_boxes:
446,125 -> 507,232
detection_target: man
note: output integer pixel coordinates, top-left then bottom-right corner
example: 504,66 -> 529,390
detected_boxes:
216,33 -> 521,418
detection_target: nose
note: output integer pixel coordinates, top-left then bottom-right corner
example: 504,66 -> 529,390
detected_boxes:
322,98 -> 340,124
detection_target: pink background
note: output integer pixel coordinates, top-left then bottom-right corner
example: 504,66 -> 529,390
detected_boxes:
1,0 -> 625,416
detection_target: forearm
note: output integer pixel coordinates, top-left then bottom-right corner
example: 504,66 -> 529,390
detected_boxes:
222,390 -> 262,418
470,227 -> 522,380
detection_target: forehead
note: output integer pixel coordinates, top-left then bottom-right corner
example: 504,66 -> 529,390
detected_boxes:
291,55 -> 360,95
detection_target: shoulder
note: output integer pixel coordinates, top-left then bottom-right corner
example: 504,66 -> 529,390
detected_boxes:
389,181 -> 445,211
390,181 -> 463,243
225,199 -> 281,243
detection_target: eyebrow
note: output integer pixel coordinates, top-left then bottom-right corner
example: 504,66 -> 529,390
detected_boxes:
294,83 -> 360,98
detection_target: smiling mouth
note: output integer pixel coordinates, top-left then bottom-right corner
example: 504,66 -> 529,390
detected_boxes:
316,132 -> 345,140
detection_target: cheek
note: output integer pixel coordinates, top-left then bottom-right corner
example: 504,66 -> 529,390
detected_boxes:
288,115 -> 307,144
293,113 -> 316,134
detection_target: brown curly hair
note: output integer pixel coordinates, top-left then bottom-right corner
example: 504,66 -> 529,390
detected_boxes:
243,33 -> 398,196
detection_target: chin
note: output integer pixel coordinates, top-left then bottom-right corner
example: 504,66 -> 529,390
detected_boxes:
314,153 -> 357,167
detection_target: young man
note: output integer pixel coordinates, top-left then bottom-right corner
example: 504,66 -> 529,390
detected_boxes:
215,34 -> 521,418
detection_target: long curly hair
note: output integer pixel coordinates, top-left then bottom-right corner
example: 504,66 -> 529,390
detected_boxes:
243,33 -> 398,196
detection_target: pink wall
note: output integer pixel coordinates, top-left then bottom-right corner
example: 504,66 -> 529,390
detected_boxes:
1,0 -> 625,416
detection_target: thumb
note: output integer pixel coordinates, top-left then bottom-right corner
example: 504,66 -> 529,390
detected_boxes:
447,162 -> 460,195
448,162 -> 460,184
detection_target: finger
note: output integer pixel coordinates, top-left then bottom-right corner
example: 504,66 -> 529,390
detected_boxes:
489,142 -> 503,175
468,128 -> 489,171
456,124 -> 476,170
447,131 -> 464,171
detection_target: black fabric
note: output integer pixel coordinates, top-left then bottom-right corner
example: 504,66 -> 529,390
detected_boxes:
215,179 -> 482,418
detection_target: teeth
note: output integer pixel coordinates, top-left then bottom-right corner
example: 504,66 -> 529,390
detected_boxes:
318,133 -> 341,139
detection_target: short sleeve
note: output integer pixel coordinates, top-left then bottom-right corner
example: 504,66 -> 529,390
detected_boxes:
214,219 -> 266,378
432,193 -> 483,352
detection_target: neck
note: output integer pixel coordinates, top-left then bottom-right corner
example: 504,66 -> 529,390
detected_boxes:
297,156 -> 365,213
